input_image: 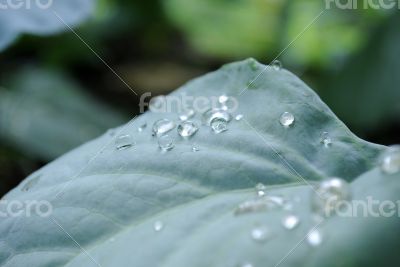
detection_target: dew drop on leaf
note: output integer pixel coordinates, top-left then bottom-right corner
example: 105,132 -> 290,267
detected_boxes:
211,118 -> 228,134
271,60 -> 282,71
380,146 -> 400,175
279,112 -> 295,127
202,108 -> 231,126
152,119 -> 176,136
138,123 -> 147,132
179,109 -> 195,121
311,178 -> 351,217
158,135 -> 175,151
115,135 -> 134,150
234,199 -> 268,215
235,114 -> 244,121
264,195 -> 287,208
250,226 -> 270,243
218,95 -> 237,111
218,95 -> 229,104
320,132 -> 332,147
235,194 -> 290,215
282,215 -> 300,230
255,183 -> 266,197
307,229 -> 323,247
153,221 -> 164,232
177,121 -> 199,138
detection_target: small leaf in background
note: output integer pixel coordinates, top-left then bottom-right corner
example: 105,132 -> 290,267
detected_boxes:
2,60 -> 399,267
0,68 -> 127,160
0,0 -> 97,51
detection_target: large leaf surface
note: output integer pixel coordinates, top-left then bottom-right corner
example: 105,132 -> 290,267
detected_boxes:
0,0 -> 96,51
1,59 -> 398,267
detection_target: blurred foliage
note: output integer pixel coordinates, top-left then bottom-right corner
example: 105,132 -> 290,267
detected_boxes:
320,12 -> 400,139
0,68 -> 127,160
163,0 -> 389,67
282,0 -> 388,67
163,0 -> 284,59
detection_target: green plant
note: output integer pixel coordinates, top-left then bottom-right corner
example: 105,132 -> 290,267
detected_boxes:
1,59 -> 399,266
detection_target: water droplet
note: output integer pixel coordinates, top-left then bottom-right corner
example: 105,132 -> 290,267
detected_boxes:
250,59 -> 259,71
251,226 -> 270,243
192,145 -> 200,152
380,146 -> 400,175
138,123 -> 147,132
235,114 -> 244,121
218,95 -> 237,111
179,109 -> 195,121
153,221 -> 164,232
219,95 -> 229,104
21,175 -> 41,192
211,118 -> 228,134
202,108 -> 231,126
320,132 -> 332,147
152,119 -> 176,136
177,121 -> 198,138
282,215 -> 300,230
255,183 -> 266,197
235,199 -> 268,215
257,191 -> 265,197
158,135 -> 175,151
115,135 -> 134,150
149,95 -> 166,112
311,178 -> 351,217
271,60 -> 282,70
307,229 -> 323,247
239,263 -> 254,267
235,196 -> 283,215
280,112 -> 295,127
265,195 -> 287,207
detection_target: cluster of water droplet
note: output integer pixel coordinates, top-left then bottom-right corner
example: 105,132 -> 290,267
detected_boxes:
233,176 -> 355,254
115,134 -> 135,150
113,94 -> 245,153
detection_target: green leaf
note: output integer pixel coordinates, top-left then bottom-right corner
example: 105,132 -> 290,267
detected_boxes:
0,68 -> 126,160
0,0 -> 96,51
1,59 -> 398,267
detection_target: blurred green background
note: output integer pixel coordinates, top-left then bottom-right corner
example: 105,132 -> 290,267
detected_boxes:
0,0 -> 399,196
